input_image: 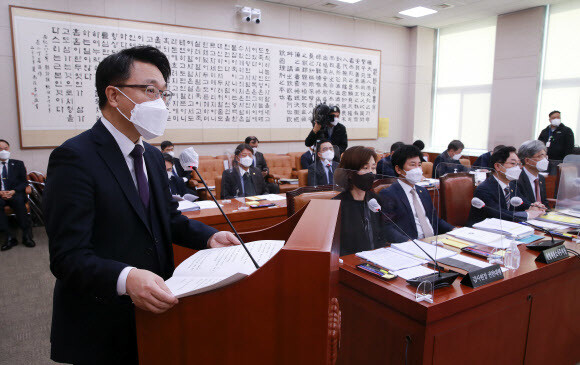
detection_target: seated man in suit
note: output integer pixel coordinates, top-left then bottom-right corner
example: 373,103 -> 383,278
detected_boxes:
0,139 -> 35,251
474,144 -> 506,169
433,139 -> 466,177
307,140 -> 339,186
380,145 -> 454,241
376,141 -> 404,177
244,136 -> 269,178
467,146 -> 545,226
162,153 -> 197,199
160,140 -> 190,180
221,143 -> 269,199
516,140 -> 550,209
300,146 -> 316,170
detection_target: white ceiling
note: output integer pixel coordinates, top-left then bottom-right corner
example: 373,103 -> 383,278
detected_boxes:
258,0 -> 569,28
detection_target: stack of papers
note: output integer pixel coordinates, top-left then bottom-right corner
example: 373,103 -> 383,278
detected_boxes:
177,200 -> 200,212
246,194 -> 286,202
526,219 -> 570,231
473,218 -> 534,239
447,227 -> 511,249
557,209 -> 580,219
356,247 -> 426,271
392,266 -> 436,280
538,212 -> 580,227
195,201 -> 223,210
391,240 -> 458,261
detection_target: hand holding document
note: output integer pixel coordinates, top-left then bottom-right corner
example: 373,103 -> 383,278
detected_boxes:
165,240 -> 284,298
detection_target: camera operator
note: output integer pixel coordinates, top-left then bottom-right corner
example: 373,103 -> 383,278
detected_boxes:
305,104 -> 348,159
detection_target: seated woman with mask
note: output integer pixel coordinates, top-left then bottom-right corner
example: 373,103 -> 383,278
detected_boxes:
332,146 -> 400,256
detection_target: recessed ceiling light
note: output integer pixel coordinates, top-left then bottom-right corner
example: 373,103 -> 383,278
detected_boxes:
399,6 -> 438,17
335,0 -> 363,3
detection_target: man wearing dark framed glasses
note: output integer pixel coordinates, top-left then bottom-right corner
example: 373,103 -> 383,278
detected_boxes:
43,46 -> 240,364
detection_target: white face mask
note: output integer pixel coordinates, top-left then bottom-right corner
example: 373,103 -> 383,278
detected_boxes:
116,88 -> 169,140
403,167 -> 423,185
239,156 -> 253,167
535,158 -> 549,172
166,150 -> 175,157
331,117 -> 339,126
452,153 -> 462,161
167,171 -> 173,179
551,118 -> 561,127
0,150 -> 10,160
321,150 -> 335,162
252,147 -> 258,153
504,165 -> 522,181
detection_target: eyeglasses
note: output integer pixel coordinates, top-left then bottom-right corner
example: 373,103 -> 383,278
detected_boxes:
114,84 -> 174,103
504,161 -> 523,167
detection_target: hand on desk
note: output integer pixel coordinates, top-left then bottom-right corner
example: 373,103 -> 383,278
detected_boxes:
126,268 -> 178,314
526,206 -> 545,220
530,202 -> 547,210
208,231 -> 241,248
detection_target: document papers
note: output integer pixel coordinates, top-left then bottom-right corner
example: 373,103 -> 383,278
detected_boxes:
526,219 -> 570,231
448,227 -> 511,249
356,247 -> 426,271
472,218 -> 534,239
392,266 -> 436,280
392,240 -> 458,261
165,240 -> 284,298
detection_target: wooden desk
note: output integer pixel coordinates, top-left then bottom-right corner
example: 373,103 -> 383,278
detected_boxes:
338,238 -> 580,364
181,196 -> 287,232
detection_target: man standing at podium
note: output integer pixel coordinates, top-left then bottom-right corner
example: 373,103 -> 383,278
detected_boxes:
43,46 -> 240,365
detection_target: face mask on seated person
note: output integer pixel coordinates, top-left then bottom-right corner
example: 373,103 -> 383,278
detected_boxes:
452,153 -> 462,161
503,165 -> 522,181
321,150 -> 335,162
239,156 -> 253,168
533,158 -> 549,172
167,171 -> 173,180
351,172 -> 375,191
0,150 -> 10,160
403,167 -> 423,185
167,151 -> 175,157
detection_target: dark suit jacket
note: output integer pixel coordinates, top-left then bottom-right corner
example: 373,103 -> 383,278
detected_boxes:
43,120 -> 218,364
538,123 -> 575,161
300,150 -> 315,170
304,122 -> 348,155
473,152 -> 492,169
252,151 -> 269,173
1,159 -> 28,193
220,166 -> 269,199
467,176 -> 527,226
516,169 -> 548,209
433,151 -> 465,178
307,160 -> 339,186
332,190 -> 406,255
376,155 -> 396,177
169,175 -> 189,197
379,181 -> 454,241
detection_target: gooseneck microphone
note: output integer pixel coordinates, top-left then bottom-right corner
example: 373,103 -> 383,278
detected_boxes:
180,147 -> 260,269
367,198 -> 458,288
471,197 -> 526,222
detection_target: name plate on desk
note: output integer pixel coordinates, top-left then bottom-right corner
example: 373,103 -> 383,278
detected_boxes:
535,245 -> 569,264
460,265 -> 504,288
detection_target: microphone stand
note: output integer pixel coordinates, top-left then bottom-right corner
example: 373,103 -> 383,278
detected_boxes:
192,166 -> 260,269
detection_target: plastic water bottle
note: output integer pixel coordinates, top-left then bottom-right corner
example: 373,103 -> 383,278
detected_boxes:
504,240 -> 521,270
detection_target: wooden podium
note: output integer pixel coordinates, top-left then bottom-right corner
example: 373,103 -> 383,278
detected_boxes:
135,199 -> 341,364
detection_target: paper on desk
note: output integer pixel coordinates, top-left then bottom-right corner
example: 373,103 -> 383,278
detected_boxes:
177,200 -> 199,212
195,201 -> 223,210
527,219 -> 570,231
450,254 -> 508,272
392,266 -> 436,280
254,194 -> 286,201
392,240 -> 458,260
356,247 -> 426,271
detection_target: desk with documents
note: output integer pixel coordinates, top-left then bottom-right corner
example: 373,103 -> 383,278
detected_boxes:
338,234 -> 580,365
181,195 -> 287,232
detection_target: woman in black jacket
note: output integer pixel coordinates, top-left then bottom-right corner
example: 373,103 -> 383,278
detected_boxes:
333,146 -> 396,256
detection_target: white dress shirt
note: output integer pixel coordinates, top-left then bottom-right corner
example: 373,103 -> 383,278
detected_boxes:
524,167 -> 538,199
399,181 -> 427,238
101,117 -> 146,296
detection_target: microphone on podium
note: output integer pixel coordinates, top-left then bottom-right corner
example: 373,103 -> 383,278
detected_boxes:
367,198 -> 458,288
180,147 -> 260,269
